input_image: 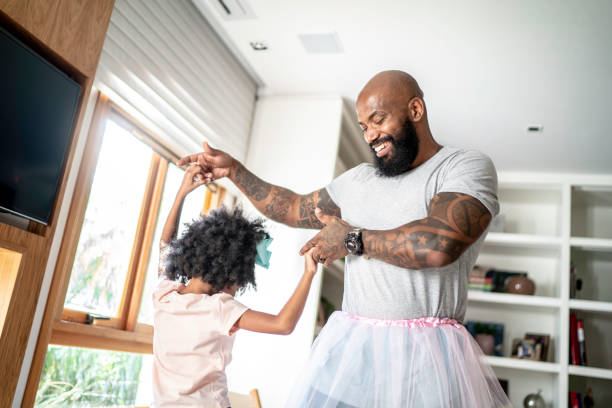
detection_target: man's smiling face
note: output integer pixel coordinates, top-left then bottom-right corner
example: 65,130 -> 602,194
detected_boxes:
356,90 -> 420,177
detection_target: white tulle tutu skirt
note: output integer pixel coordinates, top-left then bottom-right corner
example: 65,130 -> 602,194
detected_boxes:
286,312 -> 511,408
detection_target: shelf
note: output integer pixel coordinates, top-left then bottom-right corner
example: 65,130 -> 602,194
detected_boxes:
569,299 -> 612,314
570,237 -> 612,252
483,355 -> 560,373
485,233 -> 561,249
568,365 -> 612,380
468,291 -> 560,308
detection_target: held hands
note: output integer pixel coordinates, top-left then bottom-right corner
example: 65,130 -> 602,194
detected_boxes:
177,163 -> 207,197
177,141 -> 237,182
303,248 -> 318,275
299,208 -> 351,267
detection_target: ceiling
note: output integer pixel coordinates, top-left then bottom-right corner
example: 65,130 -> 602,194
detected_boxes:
193,0 -> 612,174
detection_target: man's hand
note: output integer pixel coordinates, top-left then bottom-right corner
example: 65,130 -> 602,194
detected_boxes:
177,142 -> 237,181
299,208 -> 351,267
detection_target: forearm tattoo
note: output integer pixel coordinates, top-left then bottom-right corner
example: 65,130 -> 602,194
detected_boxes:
363,192 -> 491,269
297,189 -> 341,229
264,188 -> 294,223
233,165 -> 340,228
234,165 -> 271,201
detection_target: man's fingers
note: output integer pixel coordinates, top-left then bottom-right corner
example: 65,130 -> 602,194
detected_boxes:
177,153 -> 201,167
299,238 -> 317,255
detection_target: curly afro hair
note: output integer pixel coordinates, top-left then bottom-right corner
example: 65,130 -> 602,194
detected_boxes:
164,206 -> 268,292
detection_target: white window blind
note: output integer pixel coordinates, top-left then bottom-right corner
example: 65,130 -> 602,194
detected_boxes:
95,0 -> 256,160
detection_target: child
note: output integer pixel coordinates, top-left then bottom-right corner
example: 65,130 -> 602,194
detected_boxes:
152,164 -> 318,407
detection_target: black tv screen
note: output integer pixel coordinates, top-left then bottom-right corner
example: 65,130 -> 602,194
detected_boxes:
0,26 -> 81,225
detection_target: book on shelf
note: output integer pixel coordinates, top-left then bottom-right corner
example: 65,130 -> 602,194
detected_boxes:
577,319 -> 587,366
570,313 -> 589,366
570,312 -> 580,365
569,391 -> 582,408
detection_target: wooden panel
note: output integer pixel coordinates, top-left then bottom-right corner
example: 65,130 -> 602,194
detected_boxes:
21,93 -> 111,408
0,226 -> 48,408
0,247 -> 23,331
0,0 -> 115,76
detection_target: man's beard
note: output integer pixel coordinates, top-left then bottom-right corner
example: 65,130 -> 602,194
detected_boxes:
371,119 -> 419,177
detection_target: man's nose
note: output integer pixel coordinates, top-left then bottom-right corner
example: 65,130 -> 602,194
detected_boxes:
364,129 -> 380,145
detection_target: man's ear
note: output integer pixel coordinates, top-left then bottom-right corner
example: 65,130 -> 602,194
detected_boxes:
408,97 -> 425,122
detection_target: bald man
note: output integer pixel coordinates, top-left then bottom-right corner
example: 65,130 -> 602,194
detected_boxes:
179,71 -> 510,407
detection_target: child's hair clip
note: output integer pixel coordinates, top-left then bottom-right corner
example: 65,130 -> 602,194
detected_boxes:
255,234 -> 273,269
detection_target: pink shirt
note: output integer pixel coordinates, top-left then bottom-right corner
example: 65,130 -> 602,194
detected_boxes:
152,279 -> 248,407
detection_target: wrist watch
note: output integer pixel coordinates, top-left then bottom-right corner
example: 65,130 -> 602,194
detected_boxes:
344,228 -> 363,256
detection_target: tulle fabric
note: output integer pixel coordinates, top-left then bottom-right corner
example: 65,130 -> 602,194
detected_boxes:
286,312 -> 512,408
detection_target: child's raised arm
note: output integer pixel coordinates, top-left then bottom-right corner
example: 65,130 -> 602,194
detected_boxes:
158,164 -> 207,276
235,249 -> 319,335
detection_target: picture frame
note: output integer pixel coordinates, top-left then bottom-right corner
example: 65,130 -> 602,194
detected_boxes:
524,333 -> 550,362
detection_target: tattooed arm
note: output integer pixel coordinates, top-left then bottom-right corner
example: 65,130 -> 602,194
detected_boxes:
301,192 -> 491,269
230,164 -> 340,228
364,192 -> 491,268
177,142 -> 340,229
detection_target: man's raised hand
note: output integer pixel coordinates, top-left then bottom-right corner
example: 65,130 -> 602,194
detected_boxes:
177,142 -> 237,182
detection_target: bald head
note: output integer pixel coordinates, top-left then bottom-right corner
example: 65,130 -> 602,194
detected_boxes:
358,70 -> 423,107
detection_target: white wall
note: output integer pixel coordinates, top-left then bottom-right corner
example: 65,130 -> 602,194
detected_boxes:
226,95 -> 343,408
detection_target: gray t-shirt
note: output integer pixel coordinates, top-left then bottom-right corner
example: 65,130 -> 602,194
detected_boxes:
326,146 -> 499,321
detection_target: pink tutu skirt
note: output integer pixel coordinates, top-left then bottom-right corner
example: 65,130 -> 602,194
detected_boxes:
286,311 -> 512,407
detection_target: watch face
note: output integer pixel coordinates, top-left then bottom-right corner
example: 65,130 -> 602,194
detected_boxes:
346,241 -> 356,252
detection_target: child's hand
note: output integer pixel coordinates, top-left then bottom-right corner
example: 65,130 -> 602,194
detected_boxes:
304,248 -> 318,275
178,164 -> 207,197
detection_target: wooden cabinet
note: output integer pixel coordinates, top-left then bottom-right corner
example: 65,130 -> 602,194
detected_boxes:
0,2 -> 114,406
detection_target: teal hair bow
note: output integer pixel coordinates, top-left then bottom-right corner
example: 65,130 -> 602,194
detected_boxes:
255,236 -> 273,269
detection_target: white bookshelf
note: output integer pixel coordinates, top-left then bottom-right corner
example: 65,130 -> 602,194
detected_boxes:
464,174 -> 612,407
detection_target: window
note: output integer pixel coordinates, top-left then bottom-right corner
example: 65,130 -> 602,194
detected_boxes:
31,93 -> 232,406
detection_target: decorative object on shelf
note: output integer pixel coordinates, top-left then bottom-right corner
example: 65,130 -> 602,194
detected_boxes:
486,269 -> 529,293
465,321 -> 504,356
512,338 -> 537,360
523,389 -> 545,408
569,262 -> 583,299
524,333 -> 550,361
506,275 -> 536,295
511,333 -> 550,361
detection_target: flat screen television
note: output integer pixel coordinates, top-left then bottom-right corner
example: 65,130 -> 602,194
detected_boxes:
0,25 -> 82,225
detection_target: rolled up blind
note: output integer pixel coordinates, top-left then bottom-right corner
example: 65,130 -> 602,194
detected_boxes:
95,0 -> 256,160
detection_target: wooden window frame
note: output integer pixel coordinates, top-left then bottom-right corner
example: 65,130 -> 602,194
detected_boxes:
24,92 -> 225,404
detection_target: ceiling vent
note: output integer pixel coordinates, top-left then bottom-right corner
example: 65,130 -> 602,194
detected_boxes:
298,32 -> 343,54
212,0 -> 256,20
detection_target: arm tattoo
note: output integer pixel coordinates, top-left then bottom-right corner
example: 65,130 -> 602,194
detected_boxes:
232,164 -> 340,228
264,188 -> 294,223
296,189 -> 341,229
363,192 -> 491,269
234,165 -> 271,201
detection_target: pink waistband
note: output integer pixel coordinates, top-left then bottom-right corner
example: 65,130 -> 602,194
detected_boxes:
340,311 -> 463,328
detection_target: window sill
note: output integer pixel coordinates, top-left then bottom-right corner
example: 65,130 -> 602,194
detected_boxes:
50,319 -> 152,354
